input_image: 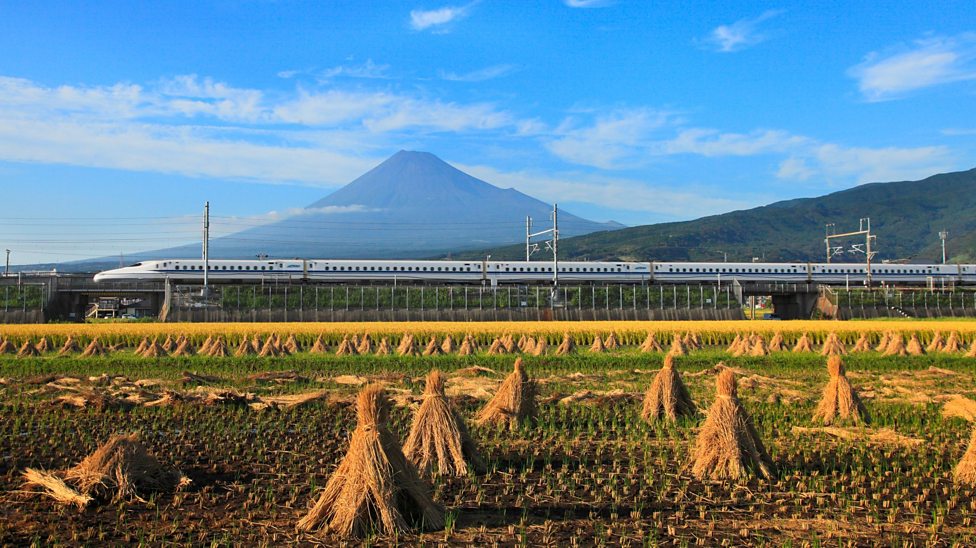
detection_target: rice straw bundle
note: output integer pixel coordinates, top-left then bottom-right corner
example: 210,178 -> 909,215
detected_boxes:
34,336 -> 51,353
250,335 -> 262,353
502,334 -> 517,354
161,335 -> 175,353
235,337 -> 256,357
605,332 -> 619,349
521,337 -> 536,355
403,370 -> 484,477
81,338 -> 107,358
136,338 -> 164,358
555,333 -> 575,355
812,356 -> 869,425
257,337 -> 281,357
475,358 -> 537,428
397,334 -> 417,356
199,336 -> 215,355
349,334 -> 361,350
792,333 -> 813,353
690,368 -> 775,481
516,335 -> 528,352
171,338 -> 195,357
589,335 -> 607,353
668,334 -> 687,356
17,339 -> 40,358
641,354 -> 696,423
682,333 -> 698,351
884,334 -> 908,356
820,332 -> 846,356
372,337 -> 390,355
422,338 -> 443,356
309,335 -> 328,354
284,334 -> 302,354
768,333 -> 785,352
457,337 -> 474,356
58,336 -> 80,356
944,332 -> 962,353
967,339 -> 976,358
906,334 -> 926,356
639,333 -> 663,353
335,336 -> 359,356
875,332 -> 892,353
530,337 -> 547,356
440,335 -> 454,354
749,337 -> 769,357
23,433 -> 186,507
726,334 -> 743,354
851,333 -> 871,353
487,338 -> 508,355
208,337 -> 228,357
927,332 -> 946,353
297,385 -> 444,536
955,426 -> 976,485
357,334 -> 373,354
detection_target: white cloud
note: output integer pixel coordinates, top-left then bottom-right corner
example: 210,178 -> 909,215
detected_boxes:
462,163 -> 750,219
703,10 -> 782,53
776,157 -> 815,181
318,59 -> 391,80
849,33 -> 976,101
813,143 -> 955,184
942,128 -> 976,136
545,108 -> 674,168
439,64 -> 515,82
409,3 -> 475,32
663,128 -> 808,157
563,0 -> 614,7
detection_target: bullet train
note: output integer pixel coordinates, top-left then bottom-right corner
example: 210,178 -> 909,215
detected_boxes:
93,258 -> 976,286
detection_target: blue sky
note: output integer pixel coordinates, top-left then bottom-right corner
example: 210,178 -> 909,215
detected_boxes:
2,0 -> 976,264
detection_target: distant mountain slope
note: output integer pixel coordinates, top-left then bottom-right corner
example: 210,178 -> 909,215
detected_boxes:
60,151 -> 621,270
455,168 -> 976,264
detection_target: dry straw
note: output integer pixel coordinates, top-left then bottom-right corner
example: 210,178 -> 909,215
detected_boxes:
140,338 -> 166,358
309,335 -> 328,354
487,338 -> 507,355
690,368 -> 775,481
284,334 -> 302,354
422,338 -> 443,356
58,336 -> 80,356
749,337 -> 769,357
161,335 -> 175,353
768,332 -> 785,352
23,433 -> 186,507
792,333 -> 813,353
17,339 -> 39,358
397,334 -> 418,356
235,337 -> 256,357
440,335 -> 454,354
297,385 -> 444,536
639,333 -> 663,353
641,354 -> 697,423
820,332 -> 846,356
81,338 -> 107,358
927,332 -> 945,353
457,336 -> 474,356
357,334 -> 373,354
35,336 -> 51,353
605,332 -> 619,349
668,334 -> 687,356
884,334 -> 908,356
375,338 -> 391,355
590,335 -> 607,353
905,334 -> 926,356
875,332 -> 892,353
403,370 -> 484,477
530,337 -> 547,356
954,426 -> 976,486
335,336 -> 359,356
208,337 -> 229,357
944,332 -> 962,353
813,356 -> 869,425
555,333 -> 575,355
851,333 -> 871,353
476,357 -> 537,428
967,339 -> 976,358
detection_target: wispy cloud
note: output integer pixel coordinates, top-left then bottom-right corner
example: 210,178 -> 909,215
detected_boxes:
319,59 -> 391,80
563,0 -> 614,7
439,64 -> 515,82
702,10 -> 782,53
409,3 -> 476,32
849,33 -> 976,101
545,108 -> 675,168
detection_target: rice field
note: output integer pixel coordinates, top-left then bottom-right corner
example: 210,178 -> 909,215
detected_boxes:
2,322 -> 976,545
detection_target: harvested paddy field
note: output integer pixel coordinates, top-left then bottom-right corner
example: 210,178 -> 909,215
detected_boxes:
2,324 -> 976,545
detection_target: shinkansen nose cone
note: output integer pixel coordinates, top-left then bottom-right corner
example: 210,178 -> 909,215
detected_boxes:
93,266 -> 139,282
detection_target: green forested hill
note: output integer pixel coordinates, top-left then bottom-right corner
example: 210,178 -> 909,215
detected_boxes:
454,168 -> 976,264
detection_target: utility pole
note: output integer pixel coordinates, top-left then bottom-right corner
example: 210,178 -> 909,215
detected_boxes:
202,201 -> 210,296
940,230 -> 948,264
4,249 -> 9,277
525,216 -> 532,261
552,203 -> 559,290
824,223 -> 835,263
824,217 -> 876,287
